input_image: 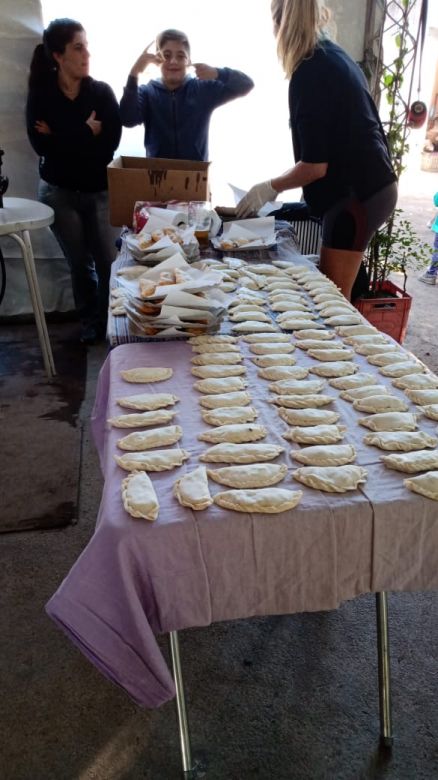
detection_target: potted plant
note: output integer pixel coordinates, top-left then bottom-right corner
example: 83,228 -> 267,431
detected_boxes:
352,0 -> 431,342
354,209 -> 431,342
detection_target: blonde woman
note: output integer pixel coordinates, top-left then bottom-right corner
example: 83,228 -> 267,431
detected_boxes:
237,0 -> 397,301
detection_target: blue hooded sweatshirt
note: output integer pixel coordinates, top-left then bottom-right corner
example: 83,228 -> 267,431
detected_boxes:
120,68 -> 253,161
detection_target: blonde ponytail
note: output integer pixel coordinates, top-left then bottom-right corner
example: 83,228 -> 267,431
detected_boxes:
271,0 -> 330,78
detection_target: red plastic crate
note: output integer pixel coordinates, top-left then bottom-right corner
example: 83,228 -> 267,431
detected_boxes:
354,280 -> 412,344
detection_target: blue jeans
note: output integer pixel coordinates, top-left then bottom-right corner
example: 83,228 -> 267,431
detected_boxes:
39,182 -> 119,329
426,231 -> 438,275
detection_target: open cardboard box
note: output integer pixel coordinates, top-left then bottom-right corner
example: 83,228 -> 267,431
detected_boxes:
107,156 -> 210,227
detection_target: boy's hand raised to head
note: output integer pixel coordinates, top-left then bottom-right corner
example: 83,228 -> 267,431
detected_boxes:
130,42 -> 161,77
193,63 -> 218,81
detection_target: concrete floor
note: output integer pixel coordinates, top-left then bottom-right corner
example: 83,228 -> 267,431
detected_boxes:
1,165 -> 438,780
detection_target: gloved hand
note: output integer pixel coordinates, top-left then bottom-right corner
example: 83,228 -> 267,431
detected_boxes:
236,180 -> 278,219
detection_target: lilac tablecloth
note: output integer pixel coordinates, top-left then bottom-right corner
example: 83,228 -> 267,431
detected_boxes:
46,336 -> 438,708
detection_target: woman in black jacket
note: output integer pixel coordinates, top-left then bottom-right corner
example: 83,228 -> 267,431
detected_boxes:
27,18 -> 122,343
237,0 -> 397,301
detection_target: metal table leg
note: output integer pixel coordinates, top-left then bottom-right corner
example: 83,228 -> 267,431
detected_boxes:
376,592 -> 393,747
168,631 -> 204,779
9,230 -> 56,378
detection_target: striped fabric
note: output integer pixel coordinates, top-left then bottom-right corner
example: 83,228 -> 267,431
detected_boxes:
290,218 -> 322,255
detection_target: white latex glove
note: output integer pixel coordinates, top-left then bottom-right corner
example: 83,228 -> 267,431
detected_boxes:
236,180 -> 277,219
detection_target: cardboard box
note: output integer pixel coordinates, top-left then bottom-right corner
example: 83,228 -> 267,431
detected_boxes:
107,156 -> 210,227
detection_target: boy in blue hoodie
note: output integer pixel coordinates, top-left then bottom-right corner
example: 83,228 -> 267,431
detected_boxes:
419,192 -> 438,285
120,29 -> 253,161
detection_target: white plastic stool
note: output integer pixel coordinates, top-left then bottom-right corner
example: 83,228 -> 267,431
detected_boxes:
0,197 -> 56,377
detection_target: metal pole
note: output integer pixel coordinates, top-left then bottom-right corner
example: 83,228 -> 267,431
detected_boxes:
375,591 -> 393,747
168,631 -> 197,777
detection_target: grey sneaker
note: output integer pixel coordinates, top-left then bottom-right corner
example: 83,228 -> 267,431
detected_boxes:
419,273 -> 437,285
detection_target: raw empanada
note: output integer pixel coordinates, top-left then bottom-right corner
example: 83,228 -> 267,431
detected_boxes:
367,352 -> 408,366
191,352 -> 243,365
307,348 -> 356,362
392,373 -> 438,390
266,281 -> 300,291
352,395 -> 409,413
245,263 -> 284,276
121,471 -> 159,521
249,343 -> 296,355
270,393 -> 333,409
359,412 -> 418,432
278,407 -> 340,426
232,321 -> 278,333
329,373 -> 377,390
290,443 -> 356,466
201,406 -> 258,425
404,471 -> 438,500
173,465 -> 213,510
229,311 -> 271,323
268,378 -> 326,395
283,424 -> 346,444
108,409 -> 176,428
194,377 -> 247,394
335,325 -> 378,337
191,365 -> 247,378
420,404 -> 438,421
405,389 -> 438,405
207,462 -> 288,488
251,354 -> 297,367
295,339 -> 343,351
199,391 -> 252,409
379,361 -> 424,378
363,431 -> 438,452
280,319 -> 324,331
120,367 -> 173,383
189,335 -> 237,344
294,329 -> 335,340
324,314 -> 362,326
319,305 -> 357,318
198,423 -> 267,444
268,293 -> 305,304
117,425 -> 182,451
270,301 -> 309,313
340,385 -> 391,402
199,443 -> 284,463
115,448 -> 190,472
221,282 -> 238,292
260,366 -> 309,381
213,487 -> 303,513
232,292 -> 265,305
230,305 -> 265,315
191,343 -> 241,353
117,392 -> 179,411
309,361 -> 358,378
343,334 -> 388,346
292,464 -> 367,492
277,311 -> 316,322
314,300 -> 345,311
381,449 -> 438,473
242,333 -> 291,343
269,376 -> 324,394
313,293 -> 344,304
354,343 -> 400,356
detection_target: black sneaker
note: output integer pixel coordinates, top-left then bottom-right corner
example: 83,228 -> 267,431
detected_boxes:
80,324 -> 98,344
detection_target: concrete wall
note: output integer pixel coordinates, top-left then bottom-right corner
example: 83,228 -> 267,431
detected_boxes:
0,0 -> 72,315
328,0 -> 368,61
